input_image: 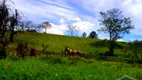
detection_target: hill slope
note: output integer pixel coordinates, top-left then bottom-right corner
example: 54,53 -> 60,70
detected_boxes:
13,32 -> 125,56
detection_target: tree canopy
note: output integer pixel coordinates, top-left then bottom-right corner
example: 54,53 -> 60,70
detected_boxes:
98,8 -> 134,56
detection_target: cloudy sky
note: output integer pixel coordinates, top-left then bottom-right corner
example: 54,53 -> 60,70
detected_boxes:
9,0 -> 142,41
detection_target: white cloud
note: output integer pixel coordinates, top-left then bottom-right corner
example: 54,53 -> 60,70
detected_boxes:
40,17 -> 95,36
72,20 -> 94,35
60,18 -> 66,24
46,28 -> 64,35
59,17 -> 96,36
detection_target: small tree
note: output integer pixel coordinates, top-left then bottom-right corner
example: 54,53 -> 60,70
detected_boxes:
9,9 -> 21,43
24,20 -> 33,31
68,25 -> 80,36
0,0 -> 21,58
98,8 -> 134,56
82,32 -> 87,38
42,21 -> 52,33
19,21 -> 25,31
128,40 -> 142,63
88,31 -> 98,38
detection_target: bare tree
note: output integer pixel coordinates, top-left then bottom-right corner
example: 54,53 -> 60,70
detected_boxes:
24,20 -> 33,31
19,20 -> 34,31
9,9 -> 21,43
19,21 -> 25,31
68,25 -> 80,36
42,21 -> 52,33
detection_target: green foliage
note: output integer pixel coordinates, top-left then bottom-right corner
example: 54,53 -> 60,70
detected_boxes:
88,31 -> 98,39
128,40 -> 142,64
42,43 -> 49,54
82,32 -> 87,38
98,8 -> 134,56
99,8 -> 134,39
8,53 -> 19,61
40,54 -> 69,64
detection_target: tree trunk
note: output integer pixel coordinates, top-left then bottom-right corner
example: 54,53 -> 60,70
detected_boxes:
9,21 -> 15,43
109,40 -> 114,56
10,29 -> 14,43
108,32 -> 114,56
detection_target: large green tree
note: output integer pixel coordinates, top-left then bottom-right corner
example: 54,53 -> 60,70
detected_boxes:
98,8 -> 134,56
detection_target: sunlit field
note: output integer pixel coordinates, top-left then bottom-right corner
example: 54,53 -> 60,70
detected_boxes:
0,55 -> 142,80
1,32 -> 140,80
1,0 -> 142,79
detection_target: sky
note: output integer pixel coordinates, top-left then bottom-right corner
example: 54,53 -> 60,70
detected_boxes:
8,0 -> 142,42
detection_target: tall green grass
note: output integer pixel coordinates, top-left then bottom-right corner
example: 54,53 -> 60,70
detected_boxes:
0,55 -> 141,80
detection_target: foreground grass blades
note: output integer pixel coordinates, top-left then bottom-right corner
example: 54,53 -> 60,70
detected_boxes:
0,55 -> 142,80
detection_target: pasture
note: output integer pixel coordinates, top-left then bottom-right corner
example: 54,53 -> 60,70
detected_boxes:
13,32 -> 125,55
0,55 -> 142,80
1,32 -> 142,80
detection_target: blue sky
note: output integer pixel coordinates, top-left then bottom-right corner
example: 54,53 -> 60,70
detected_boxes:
9,0 -> 142,42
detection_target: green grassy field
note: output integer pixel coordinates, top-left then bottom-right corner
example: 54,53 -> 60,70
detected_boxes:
1,32 -> 142,80
13,32 -> 126,55
14,32 -> 102,53
0,55 -> 142,80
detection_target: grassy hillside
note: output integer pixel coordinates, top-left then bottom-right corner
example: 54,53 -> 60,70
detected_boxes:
13,32 -> 125,56
1,32 -> 142,80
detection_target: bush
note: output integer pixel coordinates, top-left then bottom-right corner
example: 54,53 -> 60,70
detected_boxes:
42,43 -> 49,55
27,30 -> 37,33
128,40 -> 142,64
8,53 -> 19,61
16,41 -> 30,59
0,47 -> 8,59
29,48 -> 38,56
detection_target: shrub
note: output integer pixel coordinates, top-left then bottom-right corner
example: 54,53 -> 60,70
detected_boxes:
29,48 -> 38,56
42,43 -> 49,55
16,41 -> 30,59
128,40 -> 142,64
0,47 -> 8,59
8,53 -> 19,61
27,30 -> 37,33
